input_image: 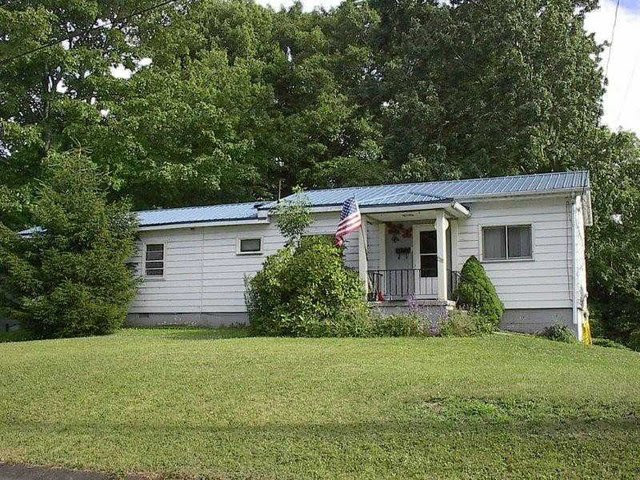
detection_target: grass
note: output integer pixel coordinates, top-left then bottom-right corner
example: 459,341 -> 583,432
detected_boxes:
0,328 -> 639,479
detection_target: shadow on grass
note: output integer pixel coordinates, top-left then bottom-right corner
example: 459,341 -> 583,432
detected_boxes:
4,414 -> 640,477
0,326 -> 255,344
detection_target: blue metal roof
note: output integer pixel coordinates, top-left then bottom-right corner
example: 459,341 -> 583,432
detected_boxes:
267,170 -> 590,209
136,171 -> 589,227
138,202 -> 264,227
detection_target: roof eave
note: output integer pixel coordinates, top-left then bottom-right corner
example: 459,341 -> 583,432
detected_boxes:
459,187 -> 588,203
273,200 -> 458,215
138,218 -> 269,231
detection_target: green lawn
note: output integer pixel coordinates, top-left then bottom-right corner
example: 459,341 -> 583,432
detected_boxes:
0,328 -> 639,479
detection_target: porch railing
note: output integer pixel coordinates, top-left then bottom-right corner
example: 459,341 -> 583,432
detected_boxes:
367,269 -> 460,301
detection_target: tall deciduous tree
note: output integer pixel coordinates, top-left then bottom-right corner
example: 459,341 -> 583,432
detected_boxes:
0,0 -> 157,226
585,129 -> 640,341
373,0 -> 603,180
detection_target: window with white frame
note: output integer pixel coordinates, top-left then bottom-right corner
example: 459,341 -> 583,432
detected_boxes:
482,225 -> 532,260
238,238 -> 262,254
145,244 -> 165,276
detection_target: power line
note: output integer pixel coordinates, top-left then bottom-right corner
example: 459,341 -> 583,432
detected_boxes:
605,0 -> 621,79
0,0 -> 178,66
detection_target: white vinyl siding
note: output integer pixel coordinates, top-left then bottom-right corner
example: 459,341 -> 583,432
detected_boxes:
129,195 -> 584,315
340,220 -> 381,271
129,212 -> 343,314
456,196 -> 575,310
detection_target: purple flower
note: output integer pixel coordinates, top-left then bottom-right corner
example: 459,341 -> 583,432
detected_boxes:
407,293 -> 418,312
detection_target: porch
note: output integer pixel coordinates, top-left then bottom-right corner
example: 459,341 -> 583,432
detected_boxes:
367,269 -> 461,302
351,205 -> 469,304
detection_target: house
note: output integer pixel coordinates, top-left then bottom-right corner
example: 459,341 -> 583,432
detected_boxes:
128,171 -> 592,340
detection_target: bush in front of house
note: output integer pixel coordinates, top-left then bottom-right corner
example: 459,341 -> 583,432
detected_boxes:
540,324 -> 577,343
0,329 -> 34,343
0,152 -> 139,339
592,337 -> 630,350
628,330 -> 640,352
371,312 -> 423,337
368,309 -> 493,338
274,186 -> 312,247
454,256 -> 504,330
246,236 -> 371,337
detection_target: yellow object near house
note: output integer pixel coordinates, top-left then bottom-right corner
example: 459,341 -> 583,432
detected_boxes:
582,320 -> 592,345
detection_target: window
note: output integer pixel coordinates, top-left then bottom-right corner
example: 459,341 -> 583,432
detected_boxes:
238,238 -> 262,254
507,225 -> 532,258
419,230 -> 437,277
482,225 -> 532,260
145,244 -> 164,276
482,227 -> 506,260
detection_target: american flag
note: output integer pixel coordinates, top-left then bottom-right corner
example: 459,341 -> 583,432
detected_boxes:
335,197 -> 361,247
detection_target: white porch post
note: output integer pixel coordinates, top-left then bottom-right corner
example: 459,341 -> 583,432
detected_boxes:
435,211 -> 449,301
358,218 -> 368,296
378,223 -> 386,271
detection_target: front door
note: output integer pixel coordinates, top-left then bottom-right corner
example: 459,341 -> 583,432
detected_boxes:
412,225 -> 438,298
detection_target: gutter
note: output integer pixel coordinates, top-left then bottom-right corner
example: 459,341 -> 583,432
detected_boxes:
457,187 -> 588,203
138,218 -> 269,232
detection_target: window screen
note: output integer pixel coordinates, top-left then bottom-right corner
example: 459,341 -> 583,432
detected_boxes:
507,225 -> 532,258
482,226 -> 507,260
482,225 -> 532,260
145,244 -> 164,276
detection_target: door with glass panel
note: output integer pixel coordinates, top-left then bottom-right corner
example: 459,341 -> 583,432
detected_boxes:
412,225 -> 438,298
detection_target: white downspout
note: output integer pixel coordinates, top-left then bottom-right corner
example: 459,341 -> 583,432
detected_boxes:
571,197 -> 583,342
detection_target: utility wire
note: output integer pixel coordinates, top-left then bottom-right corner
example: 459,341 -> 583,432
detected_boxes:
605,0 -> 621,79
0,0 -> 178,66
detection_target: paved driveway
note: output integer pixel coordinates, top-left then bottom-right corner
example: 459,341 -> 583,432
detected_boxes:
0,464 -> 111,480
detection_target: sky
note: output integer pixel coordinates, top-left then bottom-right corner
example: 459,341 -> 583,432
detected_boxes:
112,0 -> 640,135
